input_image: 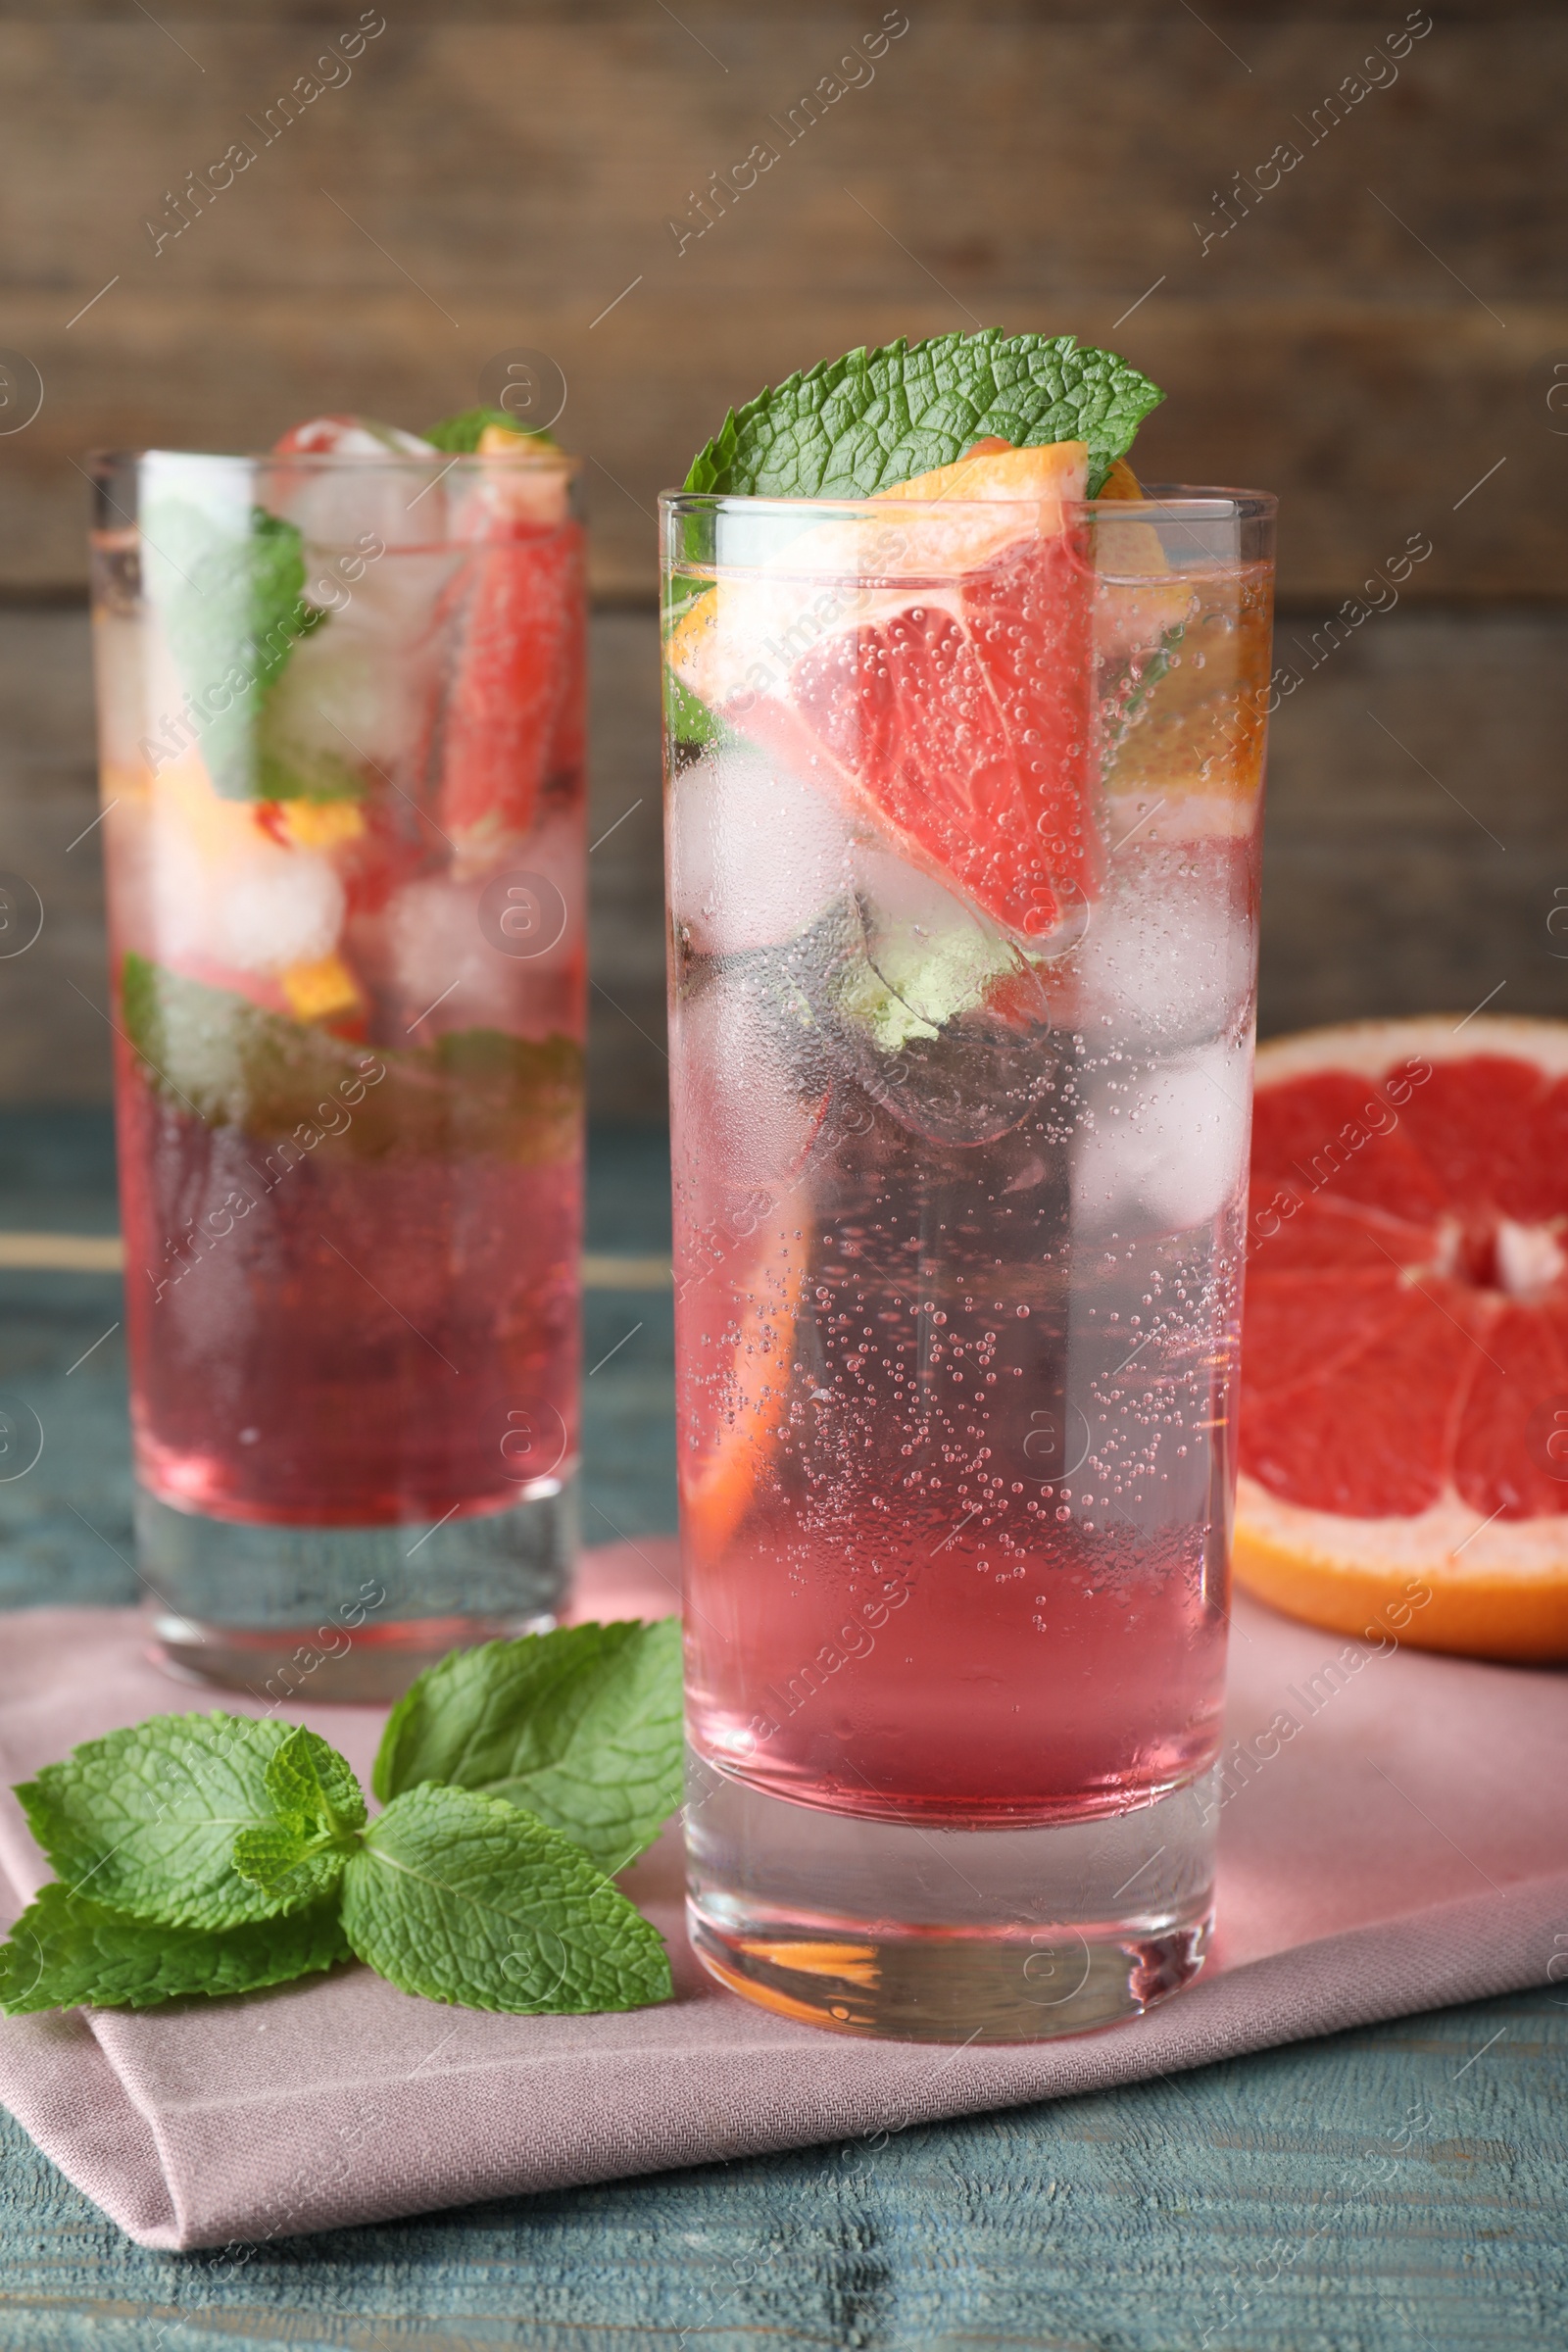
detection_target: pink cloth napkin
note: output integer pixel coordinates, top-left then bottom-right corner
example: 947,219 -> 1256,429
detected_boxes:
0,1541 -> 1562,2251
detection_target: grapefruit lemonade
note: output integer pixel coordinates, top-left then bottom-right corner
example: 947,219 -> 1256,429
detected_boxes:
663,333 -> 1276,2038
89,412 -> 585,1696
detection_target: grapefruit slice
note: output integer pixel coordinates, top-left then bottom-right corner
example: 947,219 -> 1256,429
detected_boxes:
1236,1016 -> 1568,1661
678,1216 -> 808,1560
1096,457 -> 1144,500
434,517 -> 583,872
667,441 -> 1098,941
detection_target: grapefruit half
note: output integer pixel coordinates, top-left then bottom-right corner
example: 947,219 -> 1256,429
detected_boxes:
1237,1015 -> 1568,1661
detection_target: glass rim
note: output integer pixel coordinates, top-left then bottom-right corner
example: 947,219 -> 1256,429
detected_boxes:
84,446 -> 582,477
661,482 -> 1275,519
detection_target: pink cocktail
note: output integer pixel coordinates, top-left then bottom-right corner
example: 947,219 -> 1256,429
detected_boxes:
90,422 -> 585,1696
664,474 -> 1275,2038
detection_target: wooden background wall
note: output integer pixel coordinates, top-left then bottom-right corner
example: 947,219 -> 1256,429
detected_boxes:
0,0 -> 1563,1115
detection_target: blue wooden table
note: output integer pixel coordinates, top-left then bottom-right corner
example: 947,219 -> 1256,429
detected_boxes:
0,1112 -> 1560,2352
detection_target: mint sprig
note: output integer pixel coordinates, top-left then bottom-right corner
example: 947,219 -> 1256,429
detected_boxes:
684,330 -> 1164,502
0,1621 -> 679,2020
120,953 -> 583,1166
231,1727 -> 366,1902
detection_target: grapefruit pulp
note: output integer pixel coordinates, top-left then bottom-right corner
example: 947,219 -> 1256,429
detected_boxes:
1236,1016 -> 1568,1661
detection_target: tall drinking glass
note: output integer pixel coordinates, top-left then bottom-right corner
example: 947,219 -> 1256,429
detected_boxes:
89,447 -> 586,1697
662,482 -> 1275,2038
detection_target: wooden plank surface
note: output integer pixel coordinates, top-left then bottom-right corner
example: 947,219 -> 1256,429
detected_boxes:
0,3 -> 1559,599
0,1986 -> 1561,2349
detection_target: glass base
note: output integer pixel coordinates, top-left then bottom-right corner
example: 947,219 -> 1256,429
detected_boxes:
685,1752 -> 1216,2042
136,1477 -> 576,1703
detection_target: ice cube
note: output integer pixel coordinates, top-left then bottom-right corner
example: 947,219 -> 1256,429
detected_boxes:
142,816 -> 212,966
516,806 -> 586,948
853,837 -> 1011,1030
380,873 -> 507,1032
266,415 -> 446,553
216,849 -> 346,975
272,416 -> 434,460
1076,845 -> 1252,1054
381,809 -> 582,1030
668,746 -> 854,958
799,831 -> 1060,1148
450,458 -> 572,538
1072,1038 -> 1251,1241
264,556 -> 456,784
670,959 -> 820,1200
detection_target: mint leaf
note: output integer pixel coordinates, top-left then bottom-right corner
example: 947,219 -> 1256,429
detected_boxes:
426,408 -> 559,454
838,927 -> 1025,1053
16,1713 -> 329,1932
227,1822 -> 340,1901
266,1725 -> 367,1841
0,1884 -> 350,2014
340,1784 -> 672,2014
120,954 -> 583,1163
684,330 -> 1163,501
141,496 -> 325,799
373,1620 -> 682,1878
664,664 -> 728,753
253,710 -> 367,807
231,1727 -> 365,1902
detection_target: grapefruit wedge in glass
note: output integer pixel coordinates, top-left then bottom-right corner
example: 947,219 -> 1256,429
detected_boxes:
434,441 -> 582,874
1237,1015 -> 1568,1661
666,439 -> 1099,941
